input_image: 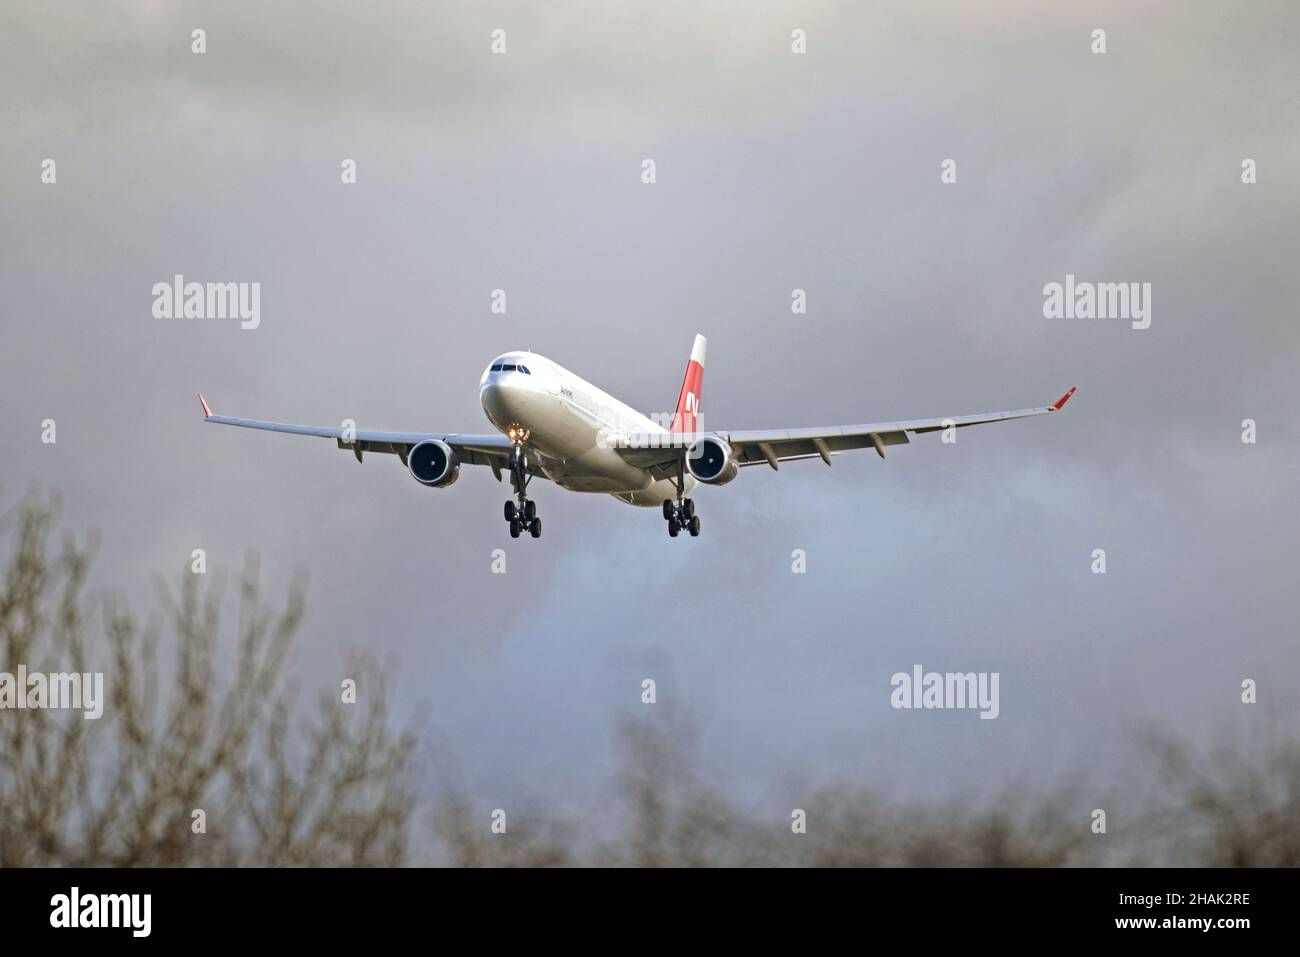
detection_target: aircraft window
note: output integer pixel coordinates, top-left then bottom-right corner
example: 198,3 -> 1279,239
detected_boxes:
518,365 -> 530,374
502,363 -> 517,371
490,364 -> 503,371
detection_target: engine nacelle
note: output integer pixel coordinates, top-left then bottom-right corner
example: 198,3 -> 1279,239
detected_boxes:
686,437 -> 738,486
408,440 -> 460,488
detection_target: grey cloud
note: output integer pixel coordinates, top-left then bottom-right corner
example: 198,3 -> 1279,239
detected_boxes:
1,0 -> 1297,816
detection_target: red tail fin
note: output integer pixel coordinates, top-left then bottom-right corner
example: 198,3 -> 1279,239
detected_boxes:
670,334 -> 707,433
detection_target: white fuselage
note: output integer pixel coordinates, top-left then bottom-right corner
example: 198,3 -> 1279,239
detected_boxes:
479,351 -> 694,507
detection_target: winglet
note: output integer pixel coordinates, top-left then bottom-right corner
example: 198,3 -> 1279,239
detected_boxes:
1051,386 -> 1076,411
198,393 -> 212,418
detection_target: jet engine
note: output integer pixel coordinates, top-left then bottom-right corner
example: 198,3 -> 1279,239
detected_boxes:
408,440 -> 460,488
685,437 -> 738,486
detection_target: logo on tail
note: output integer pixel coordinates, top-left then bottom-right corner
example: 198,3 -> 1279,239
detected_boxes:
670,334 -> 707,433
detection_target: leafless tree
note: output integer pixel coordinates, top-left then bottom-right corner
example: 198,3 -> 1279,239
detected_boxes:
0,496 -> 414,866
2,495 -> 1293,867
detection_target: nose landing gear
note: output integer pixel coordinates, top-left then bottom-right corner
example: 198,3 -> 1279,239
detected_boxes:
505,444 -> 541,539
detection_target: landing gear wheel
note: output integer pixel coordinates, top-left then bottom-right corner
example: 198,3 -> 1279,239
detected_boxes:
504,501 -> 517,522
689,515 -> 701,537
668,517 -> 680,538
530,518 -> 542,538
524,500 -> 537,522
509,518 -> 522,538
683,498 -> 695,519
662,500 -> 675,521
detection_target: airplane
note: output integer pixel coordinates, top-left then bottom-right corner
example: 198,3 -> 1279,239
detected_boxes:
199,334 -> 1075,540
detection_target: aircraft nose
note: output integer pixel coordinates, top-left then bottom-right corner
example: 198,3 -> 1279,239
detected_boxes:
481,368 -> 540,424
480,379 -> 515,424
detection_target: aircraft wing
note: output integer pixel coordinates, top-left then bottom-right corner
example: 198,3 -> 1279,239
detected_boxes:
197,394 -> 515,469
612,388 -> 1075,474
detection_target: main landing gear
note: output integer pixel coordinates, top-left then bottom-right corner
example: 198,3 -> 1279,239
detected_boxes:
664,453 -> 700,539
504,442 -> 541,539
663,496 -> 700,538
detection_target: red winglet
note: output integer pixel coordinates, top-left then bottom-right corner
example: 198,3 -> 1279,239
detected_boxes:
198,393 -> 212,418
1052,386 -> 1076,411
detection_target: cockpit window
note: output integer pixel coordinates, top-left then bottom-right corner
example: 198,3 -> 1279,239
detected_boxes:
502,363 -> 517,371
490,363 -> 503,371
518,365 -> 530,374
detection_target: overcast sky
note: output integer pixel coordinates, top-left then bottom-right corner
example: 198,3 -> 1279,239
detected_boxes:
2,1 -> 1298,827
